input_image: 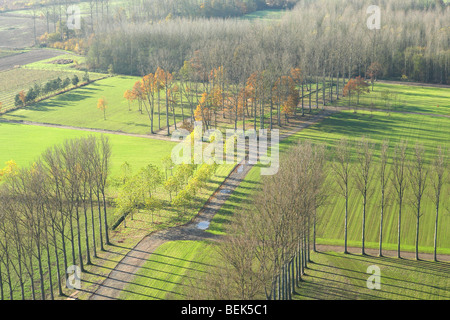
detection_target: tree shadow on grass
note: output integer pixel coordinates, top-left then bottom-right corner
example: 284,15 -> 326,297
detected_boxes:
312,259 -> 447,299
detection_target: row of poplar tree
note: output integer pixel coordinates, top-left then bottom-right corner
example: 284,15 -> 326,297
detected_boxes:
124,64 -> 322,136
0,135 -> 111,300
193,139 -> 448,300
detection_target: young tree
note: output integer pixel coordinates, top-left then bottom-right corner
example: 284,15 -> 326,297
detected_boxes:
72,74 -> 80,87
430,146 -> 447,261
378,140 -> 391,256
408,144 -> 428,260
172,189 -> 192,216
146,198 -> 163,224
164,176 -> 179,202
161,156 -> 174,181
354,137 -> 375,255
391,140 -> 408,258
353,76 -> 370,105
343,79 -> 356,109
367,62 -> 382,91
331,138 -> 352,254
97,97 -> 108,120
123,89 -> 134,112
15,91 -> 26,108
142,73 -> 157,133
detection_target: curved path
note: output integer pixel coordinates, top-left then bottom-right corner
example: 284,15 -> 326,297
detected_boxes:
88,110 -> 336,300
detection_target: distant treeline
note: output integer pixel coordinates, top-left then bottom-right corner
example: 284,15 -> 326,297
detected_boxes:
86,0 -> 449,84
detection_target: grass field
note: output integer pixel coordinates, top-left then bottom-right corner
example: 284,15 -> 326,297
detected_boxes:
0,121 -> 176,176
1,71 -> 335,136
240,9 -> 288,21
0,68 -> 87,112
118,95 -> 450,301
0,52 -> 105,113
22,53 -> 93,72
0,120 -> 177,300
209,110 -> 450,254
1,75 -> 189,135
294,251 -> 450,300
333,81 -> 450,116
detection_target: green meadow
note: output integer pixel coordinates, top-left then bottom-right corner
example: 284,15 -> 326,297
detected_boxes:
334,81 -> 450,116
209,110 -> 450,254
240,9 -> 288,21
2,76 -> 187,135
294,251 -> 450,300
0,121 -> 176,176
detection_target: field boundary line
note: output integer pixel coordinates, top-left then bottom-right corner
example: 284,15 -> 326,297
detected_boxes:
315,244 -> 450,262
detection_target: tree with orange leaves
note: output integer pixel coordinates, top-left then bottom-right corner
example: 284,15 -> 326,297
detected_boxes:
353,76 -> 370,105
97,97 -> 108,120
290,68 -> 304,116
155,68 -> 174,135
154,67 -> 166,130
142,73 -> 157,133
246,71 -> 264,130
343,78 -> 357,107
167,84 -> 180,131
274,75 -> 298,125
132,80 -> 144,114
195,92 -> 211,130
343,76 -> 370,107
123,89 -> 134,112
209,67 -> 225,128
15,90 -> 26,108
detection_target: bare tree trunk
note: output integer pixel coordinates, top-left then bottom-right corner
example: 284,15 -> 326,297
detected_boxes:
434,204 -> 439,261
51,223 -> 63,296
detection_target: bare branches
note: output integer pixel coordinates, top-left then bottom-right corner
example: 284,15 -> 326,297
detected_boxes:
408,143 -> 428,260
0,135 -> 111,299
331,138 -> 352,253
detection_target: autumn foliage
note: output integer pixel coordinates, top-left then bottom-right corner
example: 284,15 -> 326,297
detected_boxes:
343,76 -> 370,105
